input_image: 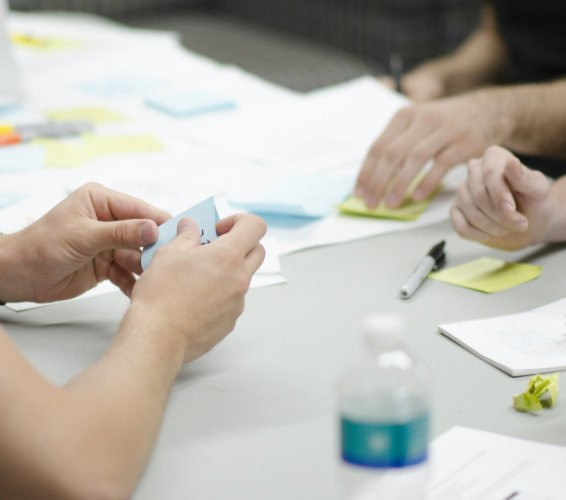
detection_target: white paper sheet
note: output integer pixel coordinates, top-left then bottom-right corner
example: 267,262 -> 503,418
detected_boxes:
438,297 -> 566,376
0,0 -> 24,106
428,426 -> 566,500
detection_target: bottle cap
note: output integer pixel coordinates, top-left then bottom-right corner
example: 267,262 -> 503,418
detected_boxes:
362,313 -> 405,348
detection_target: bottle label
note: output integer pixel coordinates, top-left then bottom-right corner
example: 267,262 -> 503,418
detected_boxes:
341,414 -> 428,468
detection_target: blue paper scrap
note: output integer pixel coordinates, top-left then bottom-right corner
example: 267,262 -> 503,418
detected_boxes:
0,192 -> 25,209
145,90 -> 236,117
141,196 -> 219,271
230,173 -> 355,218
0,144 -> 44,173
79,74 -> 164,98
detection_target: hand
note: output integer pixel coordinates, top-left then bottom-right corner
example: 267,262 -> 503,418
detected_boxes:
0,183 -> 170,303
354,91 -> 498,209
450,146 -> 553,250
379,70 -> 447,102
127,213 -> 266,364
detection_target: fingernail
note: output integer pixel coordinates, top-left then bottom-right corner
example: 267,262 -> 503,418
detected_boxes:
177,217 -> 192,234
139,222 -> 157,245
366,196 -> 378,209
354,186 -> 365,197
385,193 -> 399,207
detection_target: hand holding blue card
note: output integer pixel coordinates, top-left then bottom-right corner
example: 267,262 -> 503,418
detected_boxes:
141,197 -> 219,271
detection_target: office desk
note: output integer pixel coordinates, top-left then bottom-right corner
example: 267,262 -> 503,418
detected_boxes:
2,219 -> 565,499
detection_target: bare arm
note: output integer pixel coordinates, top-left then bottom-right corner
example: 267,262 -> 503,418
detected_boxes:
0,186 -> 266,499
389,3 -> 508,101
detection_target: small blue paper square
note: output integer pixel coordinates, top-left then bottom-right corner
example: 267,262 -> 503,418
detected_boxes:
141,197 -> 219,271
145,90 -> 236,117
229,173 -> 354,218
0,144 -> 44,173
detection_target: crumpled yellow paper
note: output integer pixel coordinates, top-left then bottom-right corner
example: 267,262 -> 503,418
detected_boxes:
513,373 -> 559,412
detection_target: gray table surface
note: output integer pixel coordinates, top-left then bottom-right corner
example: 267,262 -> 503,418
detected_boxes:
2,219 -> 565,499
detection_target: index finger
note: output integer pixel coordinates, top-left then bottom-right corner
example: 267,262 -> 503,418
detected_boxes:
87,183 -> 171,225
216,214 -> 267,254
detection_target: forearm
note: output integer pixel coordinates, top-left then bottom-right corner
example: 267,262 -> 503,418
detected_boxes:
0,309 -> 184,499
411,4 -> 507,96
481,80 -> 566,157
0,230 -> 35,303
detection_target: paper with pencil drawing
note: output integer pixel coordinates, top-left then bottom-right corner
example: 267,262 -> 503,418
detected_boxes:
438,297 -> 566,376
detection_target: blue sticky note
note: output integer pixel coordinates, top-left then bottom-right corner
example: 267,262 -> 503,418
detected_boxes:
141,197 -> 219,271
0,144 -> 44,173
230,173 -> 355,218
79,74 -> 164,98
0,192 -> 25,209
145,90 -> 236,117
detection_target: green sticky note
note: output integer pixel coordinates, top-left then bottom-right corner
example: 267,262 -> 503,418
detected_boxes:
428,257 -> 541,293
514,373 -> 559,412
46,106 -> 126,124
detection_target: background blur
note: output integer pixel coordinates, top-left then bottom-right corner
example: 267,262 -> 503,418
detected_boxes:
9,0 -> 481,92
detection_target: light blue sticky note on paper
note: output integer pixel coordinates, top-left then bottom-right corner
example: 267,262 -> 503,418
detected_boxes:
141,197 -> 219,271
0,144 -> 44,173
79,74 -> 164,98
145,90 -> 236,117
230,173 -> 355,218
0,192 -> 25,209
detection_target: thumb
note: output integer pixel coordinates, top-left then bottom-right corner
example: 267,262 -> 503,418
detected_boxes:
88,219 -> 159,252
503,157 -> 548,203
173,217 -> 202,247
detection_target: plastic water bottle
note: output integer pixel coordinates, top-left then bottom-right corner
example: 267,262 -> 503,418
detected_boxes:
337,314 -> 430,500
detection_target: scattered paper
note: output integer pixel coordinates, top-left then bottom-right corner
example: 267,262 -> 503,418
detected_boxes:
428,426 -> 566,500
514,373 -> 559,412
429,257 -> 541,293
45,106 -> 126,124
141,196 -> 219,270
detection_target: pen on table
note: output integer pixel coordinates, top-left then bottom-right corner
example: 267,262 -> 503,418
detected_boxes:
389,51 -> 403,94
0,120 -> 93,146
400,240 -> 446,299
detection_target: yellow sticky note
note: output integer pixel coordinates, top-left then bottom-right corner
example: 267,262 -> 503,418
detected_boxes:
337,172 -> 439,221
338,195 -> 432,221
45,107 -> 126,124
11,32 -> 81,51
85,134 -> 164,156
514,373 -> 559,412
428,257 -> 541,293
34,138 -> 94,167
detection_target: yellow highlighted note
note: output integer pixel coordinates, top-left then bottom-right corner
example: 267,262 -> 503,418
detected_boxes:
11,32 -> 81,51
338,195 -> 433,221
85,134 -> 164,156
34,138 -> 93,167
338,173 -> 439,221
45,106 -> 126,124
428,257 -> 541,293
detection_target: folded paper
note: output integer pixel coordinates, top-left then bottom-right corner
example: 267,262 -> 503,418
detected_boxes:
514,373 -> 559,412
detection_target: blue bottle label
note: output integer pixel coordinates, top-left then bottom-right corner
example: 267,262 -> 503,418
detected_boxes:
341,414 -> 428,468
